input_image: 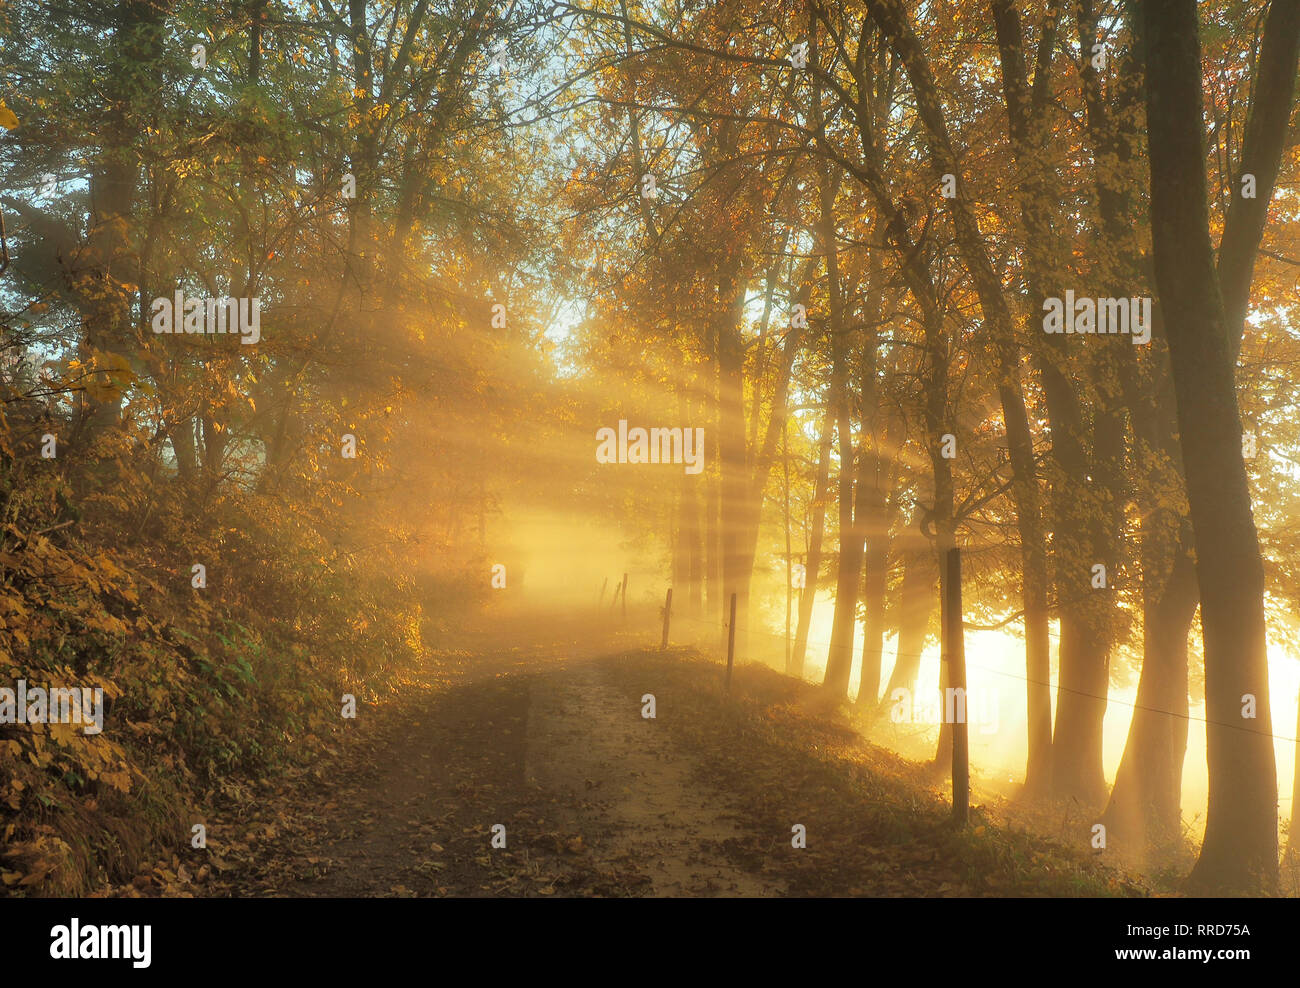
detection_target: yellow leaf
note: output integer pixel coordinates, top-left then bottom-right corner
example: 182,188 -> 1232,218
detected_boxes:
0,105 -> 18,130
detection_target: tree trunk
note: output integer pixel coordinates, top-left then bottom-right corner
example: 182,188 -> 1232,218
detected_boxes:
717,257 -> 752,663
863,0 -> 1053,794
854,252 -> 890,707
80,0 -> 171,438
172,417 -> 198,481
878,538 -> 934,715
792,406 -> 833,678
705,337 -> 723,628
1291,690 -> 1300,859
1102,525 -> 1197,854
824,414 -> 864,696
816,148 -> 857,697
991,0 -> 1110,802
1218,0 -> 1300,361
1144,0 -> 1278,893
201,411 -> 226,488
856,504 -> 890,707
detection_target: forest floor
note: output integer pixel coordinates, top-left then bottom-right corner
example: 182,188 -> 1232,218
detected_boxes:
143,614 -> 1151,897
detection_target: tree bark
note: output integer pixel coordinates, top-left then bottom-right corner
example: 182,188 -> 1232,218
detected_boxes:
1144,0 -> 1278,893
1218,0 -> 1300,361
861,0 -> 1053,793
878,537 -> 934,714
1102,521 -> 1197,854
717,252 -> 753,662
792,407 -> 833,678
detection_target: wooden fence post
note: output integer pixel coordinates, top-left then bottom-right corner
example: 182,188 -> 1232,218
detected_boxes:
725,592 -> 737,692
946,546 -> 969,825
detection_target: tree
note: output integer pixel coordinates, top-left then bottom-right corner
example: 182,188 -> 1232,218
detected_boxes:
1142,0 -> 1286,893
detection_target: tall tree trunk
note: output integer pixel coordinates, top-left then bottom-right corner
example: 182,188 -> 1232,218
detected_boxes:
731,266 -> 810,660
824,410 -> 864,696
1051,594 -> 1113,804
672,478 -> 689,603
1218,0 -> 1300,362
792,405 -> 833,678
817,160 -> 858,696
863,0 -> 1053,794
705,333 -> 723,628
918,295 -> 954,771
718,255 -> 752,663
783,420 -> 793,673
1291,691 -> 1300,859
1102,523 -> 1197,853
1144,0 -> 1278,893
855,254 -> 890,707
879,538 -> 934,714
856,504 -> 889,707
201,410 -> 226,488
1106,293 -> 1198,852
172,417 -> 198,481
856,405 -> 895,708
80,0 -> 171,438
347,0 -> 378,288
673,388 -> 697,608
687,386 -> 705,618
992,0 -> 1112,801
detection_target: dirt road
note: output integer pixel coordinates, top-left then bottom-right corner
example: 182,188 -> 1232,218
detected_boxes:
205,620 -> 1134,898
221,627 -> 785,896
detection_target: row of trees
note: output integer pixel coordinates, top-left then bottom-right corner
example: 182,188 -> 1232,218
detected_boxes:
553,0 -> 1300,893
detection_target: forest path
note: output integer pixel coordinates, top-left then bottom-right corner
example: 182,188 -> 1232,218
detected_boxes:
218,617 -> 788,897
210,615 -> 1136,898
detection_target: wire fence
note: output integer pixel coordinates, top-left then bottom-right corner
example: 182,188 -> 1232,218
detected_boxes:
654,604 -> 1300,746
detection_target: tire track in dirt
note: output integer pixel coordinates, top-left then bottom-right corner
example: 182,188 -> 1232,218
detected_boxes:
523,660 -> 786,896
